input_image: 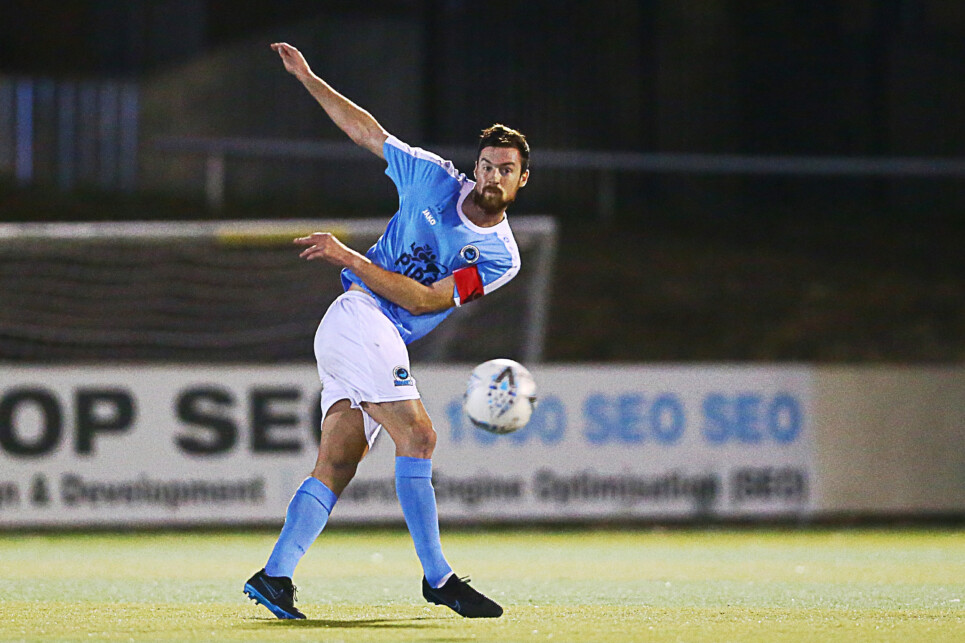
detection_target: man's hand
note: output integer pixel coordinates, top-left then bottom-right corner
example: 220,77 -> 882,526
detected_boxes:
271,42 -> 313,81
294,233 -> 455,315
270,42 -> 388,158
294,233 -> 365,269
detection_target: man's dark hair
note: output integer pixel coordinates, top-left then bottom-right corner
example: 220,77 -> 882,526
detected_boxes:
477,124 -> 530,173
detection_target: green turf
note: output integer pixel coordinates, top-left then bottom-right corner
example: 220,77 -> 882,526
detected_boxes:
0,528 -> 962,642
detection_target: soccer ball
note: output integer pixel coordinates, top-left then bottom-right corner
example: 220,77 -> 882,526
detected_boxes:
463,359 -> 537,434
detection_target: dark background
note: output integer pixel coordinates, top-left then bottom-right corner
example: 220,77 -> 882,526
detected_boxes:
2,0 -> 963,362
6,1 -> 965,155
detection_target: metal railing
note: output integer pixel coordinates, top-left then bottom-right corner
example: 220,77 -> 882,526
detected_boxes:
152,136 -> 965,220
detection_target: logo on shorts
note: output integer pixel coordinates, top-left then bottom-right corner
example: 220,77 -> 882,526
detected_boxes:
393,366 -> 414,387
460,244 -> 480,264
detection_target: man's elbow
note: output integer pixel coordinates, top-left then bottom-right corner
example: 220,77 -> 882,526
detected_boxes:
405,294 -> 451,316
405,301 -> 436,316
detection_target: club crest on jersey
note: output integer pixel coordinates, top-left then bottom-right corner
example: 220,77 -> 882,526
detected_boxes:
393,366 -> 414,386
460,244 -> 480,264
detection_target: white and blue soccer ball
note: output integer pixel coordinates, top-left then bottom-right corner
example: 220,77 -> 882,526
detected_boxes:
463,358 -> 538,434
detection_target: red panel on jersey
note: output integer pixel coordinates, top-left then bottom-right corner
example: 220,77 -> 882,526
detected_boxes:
453,265 -> 484,304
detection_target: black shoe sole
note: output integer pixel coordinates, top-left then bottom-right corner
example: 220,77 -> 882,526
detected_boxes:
243,583 -> 306,620
423,588 -> 503,618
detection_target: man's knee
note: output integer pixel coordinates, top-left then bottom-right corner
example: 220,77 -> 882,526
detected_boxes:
360,399 -> 436,458
405,419 -> 437,458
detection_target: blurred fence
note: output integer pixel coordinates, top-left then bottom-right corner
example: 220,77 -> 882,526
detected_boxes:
4,74 -> 965,223
151,136 -> 965,222
0,76 -> 138,191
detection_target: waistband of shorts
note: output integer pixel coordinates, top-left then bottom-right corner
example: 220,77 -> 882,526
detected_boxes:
340,287 -> 376,302
332,289 -> 402,339
337,288 -> 383,312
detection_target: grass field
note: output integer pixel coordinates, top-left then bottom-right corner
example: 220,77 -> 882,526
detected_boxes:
0,527 -> 962,642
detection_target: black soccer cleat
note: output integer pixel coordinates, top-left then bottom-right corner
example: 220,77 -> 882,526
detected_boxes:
243,568 -> 306,620
422,575 -> 503,618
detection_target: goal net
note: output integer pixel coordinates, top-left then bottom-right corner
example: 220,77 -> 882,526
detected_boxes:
0,217 -> 557,364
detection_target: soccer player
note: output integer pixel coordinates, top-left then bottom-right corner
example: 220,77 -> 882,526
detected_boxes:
243,42 -> 530,620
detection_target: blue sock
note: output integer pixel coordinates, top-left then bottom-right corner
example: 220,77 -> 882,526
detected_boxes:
264,477 -> 338,578
395,456 -> 453,588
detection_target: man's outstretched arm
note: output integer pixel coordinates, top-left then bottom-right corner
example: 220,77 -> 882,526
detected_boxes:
271,42 -> 388,159
294,233 -> 455,315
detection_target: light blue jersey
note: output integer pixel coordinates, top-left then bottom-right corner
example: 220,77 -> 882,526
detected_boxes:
341,136 -> 521,344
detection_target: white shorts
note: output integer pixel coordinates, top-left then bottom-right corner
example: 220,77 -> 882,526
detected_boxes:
314,290 -> 421,446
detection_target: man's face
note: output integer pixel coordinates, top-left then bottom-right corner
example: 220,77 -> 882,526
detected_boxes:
472,146 -> 529,215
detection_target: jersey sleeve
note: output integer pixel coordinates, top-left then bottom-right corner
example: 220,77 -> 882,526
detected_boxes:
383,135 -> 462,200
452,234 -> 521,307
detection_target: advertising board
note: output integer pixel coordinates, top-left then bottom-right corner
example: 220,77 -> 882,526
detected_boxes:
0,365 -> 815,526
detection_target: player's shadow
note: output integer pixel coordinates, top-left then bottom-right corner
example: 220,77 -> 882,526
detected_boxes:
253,616 -> 441,630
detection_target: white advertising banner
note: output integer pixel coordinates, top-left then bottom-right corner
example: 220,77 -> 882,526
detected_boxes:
0,365 -> 816,527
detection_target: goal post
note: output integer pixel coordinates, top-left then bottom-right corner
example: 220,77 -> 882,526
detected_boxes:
0,217 -> 557,364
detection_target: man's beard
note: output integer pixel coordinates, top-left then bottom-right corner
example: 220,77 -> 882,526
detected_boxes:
471,185 -> 515,215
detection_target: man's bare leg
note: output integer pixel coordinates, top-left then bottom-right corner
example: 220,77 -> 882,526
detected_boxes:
266,399 -> 368,576
359,398 -> 502,617
245,400 -> 369,619
312,399 -> 370,495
